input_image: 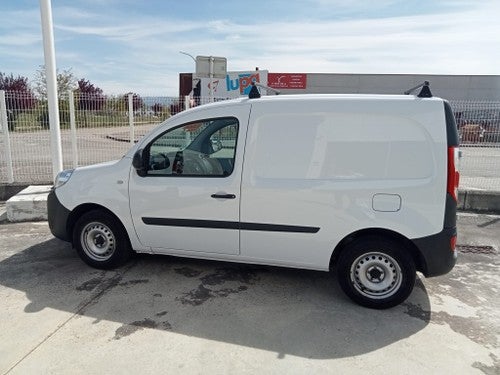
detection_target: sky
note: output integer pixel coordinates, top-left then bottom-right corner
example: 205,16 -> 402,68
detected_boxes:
1,0 -> 499,95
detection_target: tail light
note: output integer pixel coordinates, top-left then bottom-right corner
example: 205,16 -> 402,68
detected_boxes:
450,235 -> 457,251
447,147 -> 460,202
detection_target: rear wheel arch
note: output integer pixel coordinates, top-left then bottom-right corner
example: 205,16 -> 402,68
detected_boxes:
329,228 -> 426,274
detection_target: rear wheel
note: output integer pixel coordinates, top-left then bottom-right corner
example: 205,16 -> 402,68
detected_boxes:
73,210 -> 132,269
337,236 -> 416,309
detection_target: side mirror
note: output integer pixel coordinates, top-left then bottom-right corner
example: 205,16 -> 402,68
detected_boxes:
132,149 -> 147,177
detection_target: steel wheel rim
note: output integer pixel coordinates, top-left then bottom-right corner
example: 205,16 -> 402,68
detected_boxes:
350,252 -> 402,299
80,222 -> 116,261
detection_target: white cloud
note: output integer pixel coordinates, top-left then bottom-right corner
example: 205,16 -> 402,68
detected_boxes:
2,1 -> 499,95
55,19 -> 201,42
0,33 -> 41,46
176,5 -> 500,76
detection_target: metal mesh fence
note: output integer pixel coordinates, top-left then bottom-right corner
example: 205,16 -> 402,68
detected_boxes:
0,92 -> 173,184
452,100 -> 500,146
0,91 -> 52,183
450,100 -> 500,191
69,93 -> 162,168
1,91 -> 499,191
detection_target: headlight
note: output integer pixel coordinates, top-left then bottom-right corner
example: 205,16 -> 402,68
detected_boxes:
54,169 -> 74,189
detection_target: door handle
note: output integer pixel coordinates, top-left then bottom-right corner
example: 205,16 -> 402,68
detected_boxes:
211,193 -> 236,199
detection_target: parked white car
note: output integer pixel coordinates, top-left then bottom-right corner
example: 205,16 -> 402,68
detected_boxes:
48,91 -> 460,309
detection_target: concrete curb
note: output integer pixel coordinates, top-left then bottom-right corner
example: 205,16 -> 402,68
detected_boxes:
458,189 -> 500,213
6,185 -> 51,222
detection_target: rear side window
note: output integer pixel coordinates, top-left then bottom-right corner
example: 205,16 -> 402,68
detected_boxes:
145,117 -> 239,177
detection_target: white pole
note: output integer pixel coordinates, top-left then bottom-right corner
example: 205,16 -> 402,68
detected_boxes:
0,91 -> 14,183
128,93 -> 134,145
39,0 -> 63,179
68,90 -> 78,168
183,95 -> 191,145
209,56 -> 214,103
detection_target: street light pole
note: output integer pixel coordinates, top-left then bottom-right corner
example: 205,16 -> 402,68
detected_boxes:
179,51 -> 196,63
179,51 -> 197,105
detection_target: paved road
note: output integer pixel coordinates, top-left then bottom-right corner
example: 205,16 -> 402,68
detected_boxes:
0,214 -> 498,374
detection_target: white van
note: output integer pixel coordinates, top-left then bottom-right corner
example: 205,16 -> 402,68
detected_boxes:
48,89 -> 460,309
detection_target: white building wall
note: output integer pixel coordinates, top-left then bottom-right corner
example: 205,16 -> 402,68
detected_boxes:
280,74 -> 500,100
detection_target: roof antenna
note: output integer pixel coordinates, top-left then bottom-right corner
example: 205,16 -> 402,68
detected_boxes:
404,81 -> 433,98
248,82 -> 280,99
248,82 -> 261,99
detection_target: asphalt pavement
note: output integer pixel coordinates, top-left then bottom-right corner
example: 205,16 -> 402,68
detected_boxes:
0,213 -> 498,374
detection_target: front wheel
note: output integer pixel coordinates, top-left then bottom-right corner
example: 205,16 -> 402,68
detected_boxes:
73,209 -> 132,269
337,236 -> 416,309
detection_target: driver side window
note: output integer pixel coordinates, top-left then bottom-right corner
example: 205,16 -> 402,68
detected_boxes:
146,117 -> 239,177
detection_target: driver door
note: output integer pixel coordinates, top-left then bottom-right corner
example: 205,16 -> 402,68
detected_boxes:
129,108 -> 248,255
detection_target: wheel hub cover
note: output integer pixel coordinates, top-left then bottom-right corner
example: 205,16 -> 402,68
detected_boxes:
350,252 -> 403,299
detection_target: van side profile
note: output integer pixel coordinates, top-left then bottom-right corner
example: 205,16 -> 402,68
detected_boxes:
48,93 -> 460,309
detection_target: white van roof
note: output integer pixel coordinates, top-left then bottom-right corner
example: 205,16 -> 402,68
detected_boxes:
192,93 -> 443,111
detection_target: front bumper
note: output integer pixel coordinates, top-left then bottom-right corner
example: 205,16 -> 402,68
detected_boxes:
47,189 -> 71,242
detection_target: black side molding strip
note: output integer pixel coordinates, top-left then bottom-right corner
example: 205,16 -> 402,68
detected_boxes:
241,222 -> 319,233
142,217 -> 319,233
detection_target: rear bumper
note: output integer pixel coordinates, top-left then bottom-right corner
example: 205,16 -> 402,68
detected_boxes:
412,226 -> 457,277
47,189 -> 71,242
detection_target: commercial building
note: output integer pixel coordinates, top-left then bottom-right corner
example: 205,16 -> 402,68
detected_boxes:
180,72 -> 500,101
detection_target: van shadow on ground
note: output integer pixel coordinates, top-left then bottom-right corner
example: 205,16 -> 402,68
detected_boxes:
0,238 -> 431,359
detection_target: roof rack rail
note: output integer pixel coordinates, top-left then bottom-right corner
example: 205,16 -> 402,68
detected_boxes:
248,82 -> 281,99
404,81 -> 433,98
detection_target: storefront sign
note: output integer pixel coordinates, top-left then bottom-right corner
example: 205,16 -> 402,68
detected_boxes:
268,73 -> 307,89
199,70 -> 268,98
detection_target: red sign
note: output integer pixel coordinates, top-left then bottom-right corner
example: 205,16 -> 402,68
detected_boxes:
268,73 -> 307,89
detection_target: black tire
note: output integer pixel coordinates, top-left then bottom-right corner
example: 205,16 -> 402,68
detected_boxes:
336,236 -> 416,309
73,209 -> 132,269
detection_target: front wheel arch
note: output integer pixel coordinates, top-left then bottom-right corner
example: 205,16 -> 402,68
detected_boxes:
72,208 -> 133,269
67,204 -> 130,247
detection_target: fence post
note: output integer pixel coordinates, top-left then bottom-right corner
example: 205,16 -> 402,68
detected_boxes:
0,91 -> 14,183
68,90 -> 78,168
128,93 -> 134,145
184,95 -> 191,111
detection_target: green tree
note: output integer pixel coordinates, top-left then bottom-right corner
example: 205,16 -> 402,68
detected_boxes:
38,99 -> 71,129
33,66 -> 77,99
34,67 -> 79,129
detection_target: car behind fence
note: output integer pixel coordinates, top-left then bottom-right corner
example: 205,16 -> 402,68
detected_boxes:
1,91 -> 499,191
